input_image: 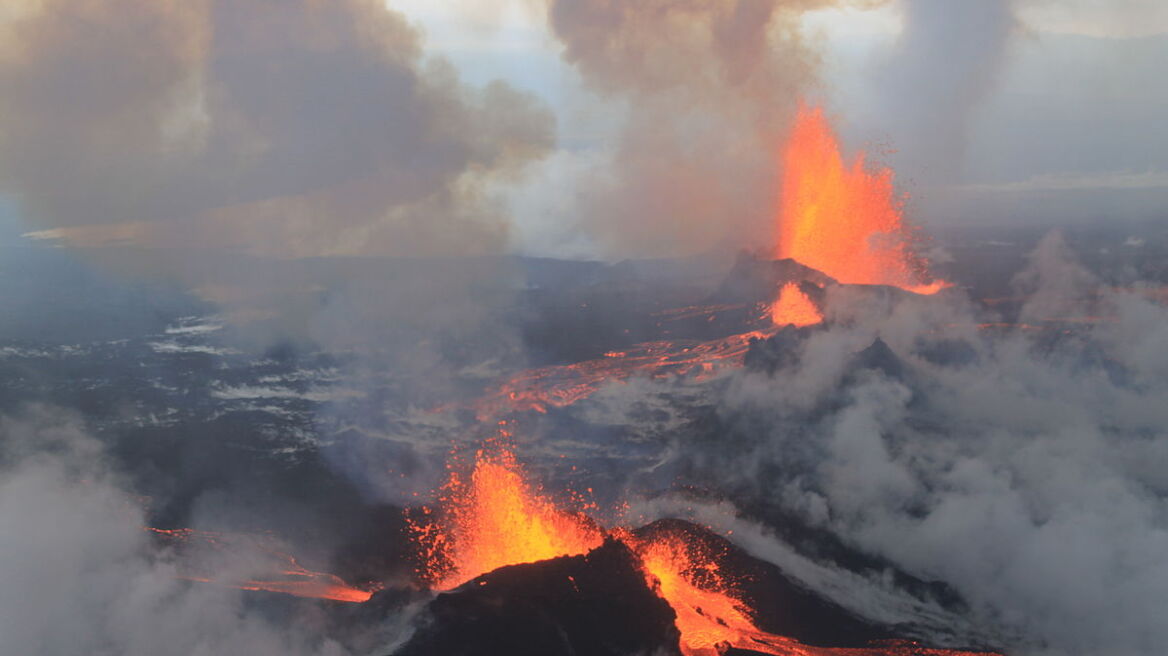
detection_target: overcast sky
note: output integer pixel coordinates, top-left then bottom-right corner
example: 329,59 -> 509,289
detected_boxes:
391,0 -> 1168,252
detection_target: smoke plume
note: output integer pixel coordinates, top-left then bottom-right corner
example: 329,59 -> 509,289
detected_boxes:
0,407 -> 355,656
0,0 -> 552,258
866,0 -> 1019,186
655,236 -> 1168,655
543,0 -> 835,258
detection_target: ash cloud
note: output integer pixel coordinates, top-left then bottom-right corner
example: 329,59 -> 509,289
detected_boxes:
0,0 -> 552,259
542,0 -> 836,258
0,0 -> 554,437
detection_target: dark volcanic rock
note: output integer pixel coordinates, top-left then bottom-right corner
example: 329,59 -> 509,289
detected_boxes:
714,253 -> 836,305
744,324 -> 819,374
913,337 -> 979,368
848,337 -> 906,381
394,538 -> 682,656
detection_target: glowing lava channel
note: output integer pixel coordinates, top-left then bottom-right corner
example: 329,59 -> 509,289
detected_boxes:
628,531 -> 797,656
777,105 -> 946,295
409,438 -> 604,590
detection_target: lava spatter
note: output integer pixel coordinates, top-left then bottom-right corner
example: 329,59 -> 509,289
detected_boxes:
777,105 -> 946,295
408,437 -> 604,590
770,282 -> 823,328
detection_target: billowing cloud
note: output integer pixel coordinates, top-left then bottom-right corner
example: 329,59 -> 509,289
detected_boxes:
865,0 -> 1019,185
541,0 -> 837,258
0,0 -> 553,257
678,237 -> 1168,655
0,407 -> 353,655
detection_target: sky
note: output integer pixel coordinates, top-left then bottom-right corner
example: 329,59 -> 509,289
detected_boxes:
391,0 -> 1168,254
1,0 -> 1165,261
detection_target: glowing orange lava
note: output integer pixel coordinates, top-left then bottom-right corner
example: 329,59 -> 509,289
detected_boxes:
778,105 -> 946,295
627,531 -> 795,656
145,527 -> 373,602
409,439 -> 604,590
770,283 -> 823,327
408,445 -> 1001,656
468,330 -> 769,419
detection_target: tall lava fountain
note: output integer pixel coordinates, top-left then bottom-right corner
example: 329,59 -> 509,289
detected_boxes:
777,106 -> 946,295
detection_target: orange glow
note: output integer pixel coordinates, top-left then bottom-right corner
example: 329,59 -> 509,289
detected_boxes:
627,531 -> 795,656
778,105 -> 946,295
627,529 -> 998,656
409,439 -> 604,590
144,527 -> 373,603
770,283 -> 823,327
407,448 -> 1001,656
465,330 -> 770,419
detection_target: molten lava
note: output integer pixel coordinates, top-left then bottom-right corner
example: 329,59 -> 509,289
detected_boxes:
770,283 -> 823,327
777,105 -> 945,295
145,527 -> 372,602
409,439 -> 604,590
468,330 -> 769,419
627,530 -> 796,656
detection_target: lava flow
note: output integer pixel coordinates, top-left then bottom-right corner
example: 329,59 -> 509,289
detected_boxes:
146,527 -> 373,603
777,105 -> 946,295
626,529 -> 798,656
408,437 -> 605,590
469,329 -> 770,418
409,442 -> 999,656
409,441 -> 789,653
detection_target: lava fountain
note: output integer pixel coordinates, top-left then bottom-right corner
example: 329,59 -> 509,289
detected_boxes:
407,440 -> 1001,656
770,282 -> 823,328
777,105 -> 946,295
408,436 -> 604,590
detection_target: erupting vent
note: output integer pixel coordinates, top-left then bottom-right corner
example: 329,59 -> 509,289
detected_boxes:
777,105 -> 946,295
770,282 -> 823,328
406,441 -> 999,656
409,435 -> 604,590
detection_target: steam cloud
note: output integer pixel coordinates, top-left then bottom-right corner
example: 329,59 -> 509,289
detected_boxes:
0,0 -> 553,410
1,3 -> 1162,656
864,0 -> 1018,186
615,233 -> 1168,655
0,0 -> 552,258
542,0 -> 834,258
0,407 -> 353,656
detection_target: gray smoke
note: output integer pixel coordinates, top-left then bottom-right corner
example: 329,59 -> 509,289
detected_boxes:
864,0 -> 1019,186
677,235 -> 1168,655
0,0 -> 552,258
0,407 -> 357,656
543,0 -> 835,258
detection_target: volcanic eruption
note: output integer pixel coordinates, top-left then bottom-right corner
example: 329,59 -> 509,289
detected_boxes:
399,435 -> 1000,656
122,100 -> 988,656
446,104 -> 963,421
769,282 -> 823,328
408,432 -> 604,590
4,2 -> 1161,655
777,105 -> 946,295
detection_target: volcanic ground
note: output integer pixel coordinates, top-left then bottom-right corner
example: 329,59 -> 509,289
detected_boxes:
4,215 -> 1168,655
